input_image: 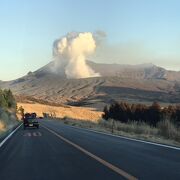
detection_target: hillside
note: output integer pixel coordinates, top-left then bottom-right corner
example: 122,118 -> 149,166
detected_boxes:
20,60 -> 180,81
0,89 -> 18,135
87,61 -> 180,81
0,61 -> 180,109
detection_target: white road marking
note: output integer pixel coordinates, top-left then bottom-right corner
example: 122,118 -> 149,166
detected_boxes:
37,132 -> 42,136
65,123 -> 180,151
23,132 -> 42,137
0,123 -> 22,148
33,132 -> 37,136
42,125 -> 137,180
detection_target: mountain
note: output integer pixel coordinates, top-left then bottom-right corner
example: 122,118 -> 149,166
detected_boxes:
0,61 -> 180,109
87,61 -> 180,81
25,60 -> 180,81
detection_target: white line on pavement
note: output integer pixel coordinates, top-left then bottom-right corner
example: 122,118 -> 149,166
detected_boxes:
58,122 -> 180,151
0,124 -> 22,148
42,124 -> 137,180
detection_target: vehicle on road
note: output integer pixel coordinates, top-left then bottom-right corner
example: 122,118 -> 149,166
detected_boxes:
23,113 -> 39,129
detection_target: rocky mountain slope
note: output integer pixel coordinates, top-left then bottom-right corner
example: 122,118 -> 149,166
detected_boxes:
1,61 -> 180,109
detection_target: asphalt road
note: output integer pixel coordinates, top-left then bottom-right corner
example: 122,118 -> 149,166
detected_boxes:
0,119 -> 180,180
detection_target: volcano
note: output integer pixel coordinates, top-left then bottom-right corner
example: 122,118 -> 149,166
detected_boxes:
1,60 -> 180,109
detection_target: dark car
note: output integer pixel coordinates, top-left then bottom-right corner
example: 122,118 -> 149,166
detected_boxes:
23,113 -> 39,129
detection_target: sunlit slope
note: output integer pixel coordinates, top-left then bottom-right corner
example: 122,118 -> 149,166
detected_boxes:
1,61 -> 180,109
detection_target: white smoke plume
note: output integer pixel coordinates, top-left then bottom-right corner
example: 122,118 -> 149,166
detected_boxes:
53,32 -> 100,79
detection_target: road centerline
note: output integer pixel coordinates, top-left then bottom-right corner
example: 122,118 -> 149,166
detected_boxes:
42,124 -> 138,180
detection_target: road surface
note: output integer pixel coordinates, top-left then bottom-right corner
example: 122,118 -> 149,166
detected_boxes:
0,119 -> 180,180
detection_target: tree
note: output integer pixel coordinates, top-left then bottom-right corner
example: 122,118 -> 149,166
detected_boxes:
107,102 -> 129,123
147,102 -> 161,126
102,101 -> 180,127
0,89 -> 16,108
18,106 -> 25,119
134,104 -> 147,123
102,105 -> 109,120
0,90 -> 8,108
174,105 -> 180,126
6,89 -> 16,108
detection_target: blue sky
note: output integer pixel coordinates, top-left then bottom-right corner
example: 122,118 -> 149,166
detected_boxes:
0,0 -> 180,80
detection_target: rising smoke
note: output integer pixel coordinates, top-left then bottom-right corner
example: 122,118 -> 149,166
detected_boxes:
53,32 -> 100,79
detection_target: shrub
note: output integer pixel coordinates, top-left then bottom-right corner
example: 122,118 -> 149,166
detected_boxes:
102,101 -> 180,127
0,89 -> 16,109
157,119 -> 180,141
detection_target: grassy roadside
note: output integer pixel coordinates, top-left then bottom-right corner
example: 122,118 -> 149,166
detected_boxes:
16,102 -> 180,147
0,122 -> 21,142
50,117 -> 180,147
0,89 -> 20,140
0,109 -> 20,140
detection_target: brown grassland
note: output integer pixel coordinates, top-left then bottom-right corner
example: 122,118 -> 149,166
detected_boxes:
17,102 -> 180,147
17,102 -> 102,121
